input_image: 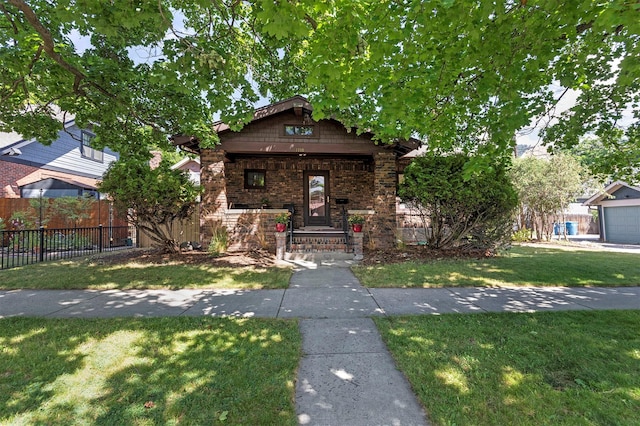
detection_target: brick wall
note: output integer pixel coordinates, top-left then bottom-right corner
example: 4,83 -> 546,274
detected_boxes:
0,160 -> 39,198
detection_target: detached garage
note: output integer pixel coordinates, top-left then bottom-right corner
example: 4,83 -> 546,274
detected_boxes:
584,181 -> 640,244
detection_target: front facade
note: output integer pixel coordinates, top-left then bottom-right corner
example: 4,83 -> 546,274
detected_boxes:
584,181 -> 640,244
0,120 -> 119,198
174,96 -> 418,253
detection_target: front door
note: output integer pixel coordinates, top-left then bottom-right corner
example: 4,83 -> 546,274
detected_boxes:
304,171 -> 331,226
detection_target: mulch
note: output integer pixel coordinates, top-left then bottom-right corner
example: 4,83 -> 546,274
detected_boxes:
89,246 -> 496,268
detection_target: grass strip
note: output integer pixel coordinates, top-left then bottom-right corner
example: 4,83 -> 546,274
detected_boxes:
375,310 -> 640,425
0,317 -> 300,425
0,259 -> 292,290
354,245 -> 640,288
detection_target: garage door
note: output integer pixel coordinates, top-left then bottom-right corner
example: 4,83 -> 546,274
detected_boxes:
603,206 -> 640,244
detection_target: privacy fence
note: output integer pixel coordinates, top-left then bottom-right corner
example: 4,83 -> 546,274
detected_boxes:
0,225 -> 136,270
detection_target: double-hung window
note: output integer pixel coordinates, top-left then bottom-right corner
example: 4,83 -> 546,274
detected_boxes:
81,130 -> 103,162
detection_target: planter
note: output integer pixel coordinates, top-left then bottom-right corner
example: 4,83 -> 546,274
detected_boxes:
276,223 -> 287,232
352,224 -> 363,233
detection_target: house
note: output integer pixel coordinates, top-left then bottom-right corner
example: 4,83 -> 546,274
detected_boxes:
171,156 -> 201,185
0,117 -> 118,199
584,181 -> 640,244
172,96 -> 419,255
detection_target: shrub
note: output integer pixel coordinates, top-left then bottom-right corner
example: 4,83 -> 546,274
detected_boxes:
399,152 -> 518,250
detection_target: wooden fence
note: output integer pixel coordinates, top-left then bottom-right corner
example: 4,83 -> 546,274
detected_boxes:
0,198 -> 128,229
137,204 -> 201,248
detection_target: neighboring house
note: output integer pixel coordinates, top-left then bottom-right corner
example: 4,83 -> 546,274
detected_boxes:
0,118 -> 118,199
171,156 -> 201,185
584,181 -> 640,244
172,96 -> 419,253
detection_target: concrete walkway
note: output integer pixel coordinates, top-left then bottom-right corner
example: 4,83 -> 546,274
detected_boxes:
2,256 -> 640,425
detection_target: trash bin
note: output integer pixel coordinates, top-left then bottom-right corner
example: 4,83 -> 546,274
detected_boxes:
565,221 -> 579,236
553,223 -> 563,235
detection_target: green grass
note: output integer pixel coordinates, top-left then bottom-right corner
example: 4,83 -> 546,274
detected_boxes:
0,258 -> 292,290
354,245 -> 640,288
0,317 -> 300,425
375,311 -> 640,425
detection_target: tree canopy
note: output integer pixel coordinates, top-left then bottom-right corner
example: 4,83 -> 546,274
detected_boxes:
1,1 -> 638,178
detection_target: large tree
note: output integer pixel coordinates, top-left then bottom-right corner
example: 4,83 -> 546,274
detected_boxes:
1,1 -> 638,177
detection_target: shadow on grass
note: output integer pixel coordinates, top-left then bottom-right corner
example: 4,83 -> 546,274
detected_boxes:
0,261 -> 292,290
375,310 -> 640,425
356,246 -> 640,288
0,317 -> 300,425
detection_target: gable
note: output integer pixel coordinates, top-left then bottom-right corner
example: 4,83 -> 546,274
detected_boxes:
172,96 -> 421,157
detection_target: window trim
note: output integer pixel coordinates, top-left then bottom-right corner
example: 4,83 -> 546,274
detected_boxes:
80,130 -> 104,163
244,169 -> 266,189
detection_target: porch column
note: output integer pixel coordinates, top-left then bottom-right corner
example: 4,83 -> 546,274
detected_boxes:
371,151 -> 397,249
200,149 -> 227,247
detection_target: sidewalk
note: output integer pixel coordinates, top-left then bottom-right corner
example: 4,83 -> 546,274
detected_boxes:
2,258 -> 640,426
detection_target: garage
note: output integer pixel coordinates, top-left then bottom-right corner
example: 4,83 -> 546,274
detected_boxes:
584,181 -> 640,245
603,205 -> 640,244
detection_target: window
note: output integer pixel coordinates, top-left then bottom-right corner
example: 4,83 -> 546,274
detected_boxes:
284,125 -> 314,136
244,169 -> 266,189
81,131 -> 103,162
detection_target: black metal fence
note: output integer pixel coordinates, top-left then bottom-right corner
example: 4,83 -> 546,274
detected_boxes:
0,225 -> 136,270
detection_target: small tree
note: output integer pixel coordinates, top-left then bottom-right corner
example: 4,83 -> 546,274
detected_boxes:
399,153 -> 518,250
99,157 -> 200,253
49,196 -> 95,227
510,154 -> 588,240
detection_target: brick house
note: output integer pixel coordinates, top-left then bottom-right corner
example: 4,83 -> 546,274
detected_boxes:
172,96 -> 419,255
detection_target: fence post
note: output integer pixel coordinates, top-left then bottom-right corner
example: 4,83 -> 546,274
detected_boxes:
99,224 -> 103,253
39,226 -> 45,262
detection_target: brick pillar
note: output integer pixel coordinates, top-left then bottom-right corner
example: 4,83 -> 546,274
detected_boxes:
275,232 -> 287,260
352,232 -> 364,260
371,151 -> 397,249
200,149 -> 227,247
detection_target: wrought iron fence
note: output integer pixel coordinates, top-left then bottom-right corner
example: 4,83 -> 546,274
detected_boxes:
0,225 -> 136,270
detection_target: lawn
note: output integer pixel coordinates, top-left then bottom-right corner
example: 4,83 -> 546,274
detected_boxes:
375,310 -> 640,425
0,256 -> 292,290
0,317 -> 301,425
354,245 -> 640,288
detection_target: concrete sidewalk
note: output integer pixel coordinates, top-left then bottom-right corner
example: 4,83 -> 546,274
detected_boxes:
2,260 -> 640,426
1,283 -> 638,319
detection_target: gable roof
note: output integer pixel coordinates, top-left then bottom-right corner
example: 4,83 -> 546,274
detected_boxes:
172,95 -> 421,156
583,181 -> 640,205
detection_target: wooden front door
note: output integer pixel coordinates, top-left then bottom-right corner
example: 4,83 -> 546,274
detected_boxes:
304,171 -> 331,226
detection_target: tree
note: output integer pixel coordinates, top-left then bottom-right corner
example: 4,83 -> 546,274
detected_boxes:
98,156 -> 200,253
399,153 -> 517,250
569,133 -> 640,185
1,1 -> 637,176
510,154 -> 589,240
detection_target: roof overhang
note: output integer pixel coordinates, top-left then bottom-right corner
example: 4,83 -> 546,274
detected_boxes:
583,180 -> 640,205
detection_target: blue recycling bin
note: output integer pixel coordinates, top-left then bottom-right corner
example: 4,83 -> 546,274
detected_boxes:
565,221 -> 579,236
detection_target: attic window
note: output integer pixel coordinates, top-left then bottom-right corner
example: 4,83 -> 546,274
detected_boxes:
284,125 -> 314,136
81,130 -> 103,162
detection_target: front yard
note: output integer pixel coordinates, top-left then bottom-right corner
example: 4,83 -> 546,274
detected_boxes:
354,245 -> 640,288
0,317 -> 301,425
1,244 -> 639,425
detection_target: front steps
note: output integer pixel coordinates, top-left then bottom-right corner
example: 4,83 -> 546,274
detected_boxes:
288,228 -> 352,253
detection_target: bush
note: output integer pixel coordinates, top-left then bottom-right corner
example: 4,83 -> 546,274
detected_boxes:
399,153 -> 518,250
